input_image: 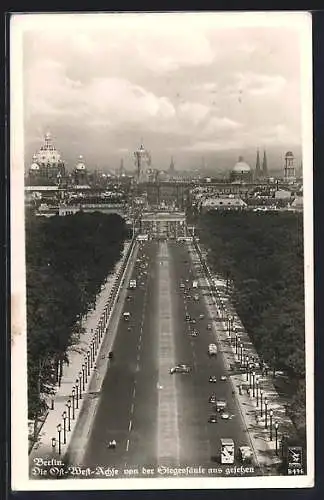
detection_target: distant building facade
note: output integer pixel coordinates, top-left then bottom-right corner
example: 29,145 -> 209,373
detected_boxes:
284,151 -> 296,181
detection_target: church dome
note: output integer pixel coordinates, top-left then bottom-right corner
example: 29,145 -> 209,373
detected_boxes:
232,156 -> 251,173
34,132 -> 62,165
30,162 -> 40,171
76,155 -> 86,171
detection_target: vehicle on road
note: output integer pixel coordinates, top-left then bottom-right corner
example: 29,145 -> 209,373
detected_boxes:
108,351 -> 114,359
209,394 -> 217,404
220,412 -> 232,420
209,376 -> 217,383
185,314 -> 191,321
169,364 -> 191,374
207,323 -> 212,330
208,414 -> 218,423
180,283 -> 185,289
199,314 -> 205,320
123,312 -> 130,321
191,318 -> 196,324
192,280 -> 198,289
238,446 -> 253,463
194,294 -> 199,301
220,375 -> 227,381
129,279 -> 137,289
220,438 -> 235,464
108,439 -> 117,449
208,343 -> 218,356
189,329 -> 199,337
215,399 -> 227,412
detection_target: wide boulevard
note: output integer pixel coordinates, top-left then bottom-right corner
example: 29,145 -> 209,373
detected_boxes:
80,240 -> 251,476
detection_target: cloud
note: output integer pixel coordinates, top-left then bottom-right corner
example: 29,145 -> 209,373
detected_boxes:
234,72 -> 287,96
177,102 -> 210,126
202,116 -> 242,135
21,15 -> 303,169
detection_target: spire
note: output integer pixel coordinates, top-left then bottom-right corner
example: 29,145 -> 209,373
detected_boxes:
169,156 -> 175,173
255,149 -> 261,178
262,150 -> 268,177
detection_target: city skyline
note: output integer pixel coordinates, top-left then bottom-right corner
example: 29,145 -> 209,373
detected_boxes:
20,13 -> 306,172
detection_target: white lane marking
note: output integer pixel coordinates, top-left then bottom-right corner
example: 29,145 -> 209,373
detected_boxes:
131,402 -> 134,414
157,242 -> 180,465
126,439 -> 130,451
133,386 -> 136,398
136,353 -> 140,361
138,343 -> 141,351
128,420 -> 132,432
139,334 -> 142,341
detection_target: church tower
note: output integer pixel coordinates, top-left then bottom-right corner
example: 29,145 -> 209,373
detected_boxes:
262,150 -> 268,178
255,149 -> 261,180
169,156 -> 175,179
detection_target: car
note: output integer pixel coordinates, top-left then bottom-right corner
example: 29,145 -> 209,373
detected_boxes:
169,364 -> 191,374
220,375 -> 227,381
209,394 -> 217,404
199,314 -> 205,320
191,318 -> 196,324
238,446 -> 253,463
215,399 -> 227,412
207,323 -> 212,330
220,412 -> 231,420
208,414 -> 218,423
209,376 -> 217,383
185,314 -> 191,321
194,294 -> 199,301
180,283 -> 185,289
189,329 -> 199,337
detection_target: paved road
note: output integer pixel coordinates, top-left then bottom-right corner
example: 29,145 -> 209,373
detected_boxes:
80,240 -> 254,477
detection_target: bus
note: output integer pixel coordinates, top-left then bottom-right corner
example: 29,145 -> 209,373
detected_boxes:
220,438 -> 235,464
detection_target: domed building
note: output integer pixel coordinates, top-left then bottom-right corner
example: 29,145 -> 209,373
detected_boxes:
28,132 -> 65,184
229,156 -> 253,183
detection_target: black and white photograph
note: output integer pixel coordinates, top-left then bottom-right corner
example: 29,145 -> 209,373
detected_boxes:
10,11 -> 314,490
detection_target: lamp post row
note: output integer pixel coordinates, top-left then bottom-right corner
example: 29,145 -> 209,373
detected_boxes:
53,300 -> 111,455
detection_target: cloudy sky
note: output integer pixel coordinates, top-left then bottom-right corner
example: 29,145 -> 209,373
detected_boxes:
16,12 -> 310,173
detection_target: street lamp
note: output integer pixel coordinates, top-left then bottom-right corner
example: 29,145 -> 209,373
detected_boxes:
51,437 -> 56,454
57,424 -> 62,455
256,379 -> 259,406
71,388 -> 76,419
252,371 -> 256,397
275,422 -> 279,454
260,389 -> 263,417
82,364 -> 86,391
246,357 -> 250,381
84,358 -> 88,383
79,371 -> 82,399
75,379 -> 79,408
269,409 -> 273,441
240,344 -> 243,363
87,350 -> 91,372
265,398 -> 268,429
66,400 -> 71,431
62,411 -> 67,444
249,365 -> 253,389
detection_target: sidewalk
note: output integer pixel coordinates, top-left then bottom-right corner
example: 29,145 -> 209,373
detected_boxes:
190,241 -> 294,472
29,239 -> 135,465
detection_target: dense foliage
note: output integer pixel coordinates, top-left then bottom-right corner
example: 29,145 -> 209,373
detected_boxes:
26,212 -> 128,423
197,211 -> 306,433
